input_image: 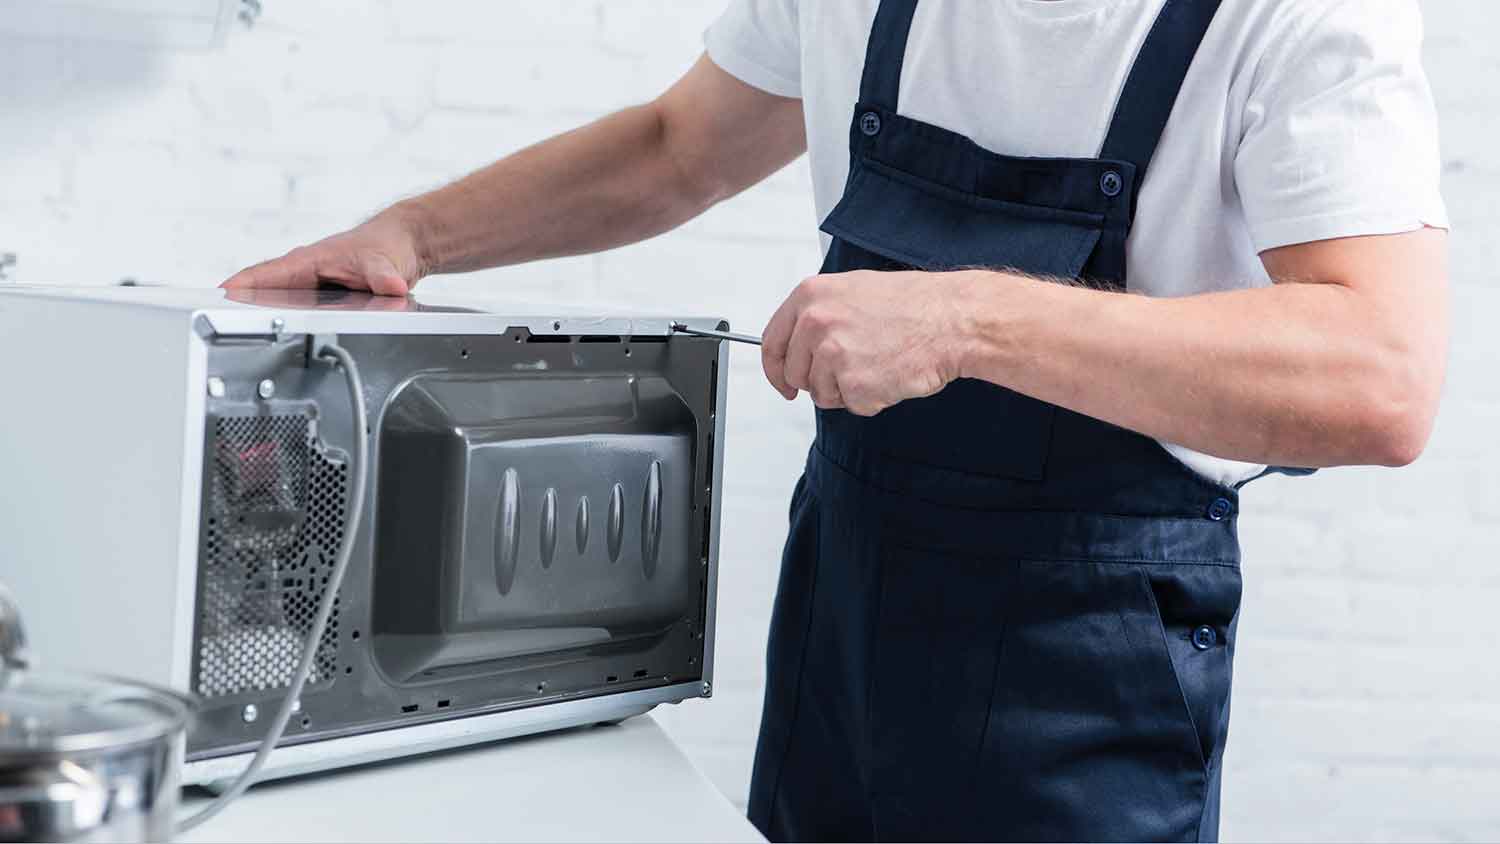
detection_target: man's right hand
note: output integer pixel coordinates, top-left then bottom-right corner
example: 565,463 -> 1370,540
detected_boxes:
222,210 -> 426,296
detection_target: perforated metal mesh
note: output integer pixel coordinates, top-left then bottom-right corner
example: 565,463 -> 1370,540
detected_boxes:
195,413 -> 347,699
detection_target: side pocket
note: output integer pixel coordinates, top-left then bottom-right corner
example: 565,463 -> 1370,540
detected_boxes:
971,558 -> 1210,842
1140,564 -> 1242,770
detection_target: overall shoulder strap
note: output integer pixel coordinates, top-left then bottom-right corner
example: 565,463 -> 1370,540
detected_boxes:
858,0 -> 921,110
1099,0 -> 1224,184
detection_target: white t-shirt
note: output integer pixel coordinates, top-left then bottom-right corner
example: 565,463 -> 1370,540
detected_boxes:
705,0 -> 1449,487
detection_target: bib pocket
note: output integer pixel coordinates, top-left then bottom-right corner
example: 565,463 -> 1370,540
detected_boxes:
815,158 -> 1108,483
821,158 -> 1105,277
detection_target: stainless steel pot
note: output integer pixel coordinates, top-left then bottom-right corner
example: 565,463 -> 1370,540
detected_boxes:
0,587 -> 194,843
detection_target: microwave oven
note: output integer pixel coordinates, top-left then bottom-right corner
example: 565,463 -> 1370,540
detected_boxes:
0,285 -> 729,789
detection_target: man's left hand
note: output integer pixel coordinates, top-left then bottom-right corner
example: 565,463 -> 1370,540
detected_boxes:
761,270 -> 973,416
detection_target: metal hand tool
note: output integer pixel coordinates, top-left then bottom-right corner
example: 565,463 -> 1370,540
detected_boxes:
670,322 -> 762,346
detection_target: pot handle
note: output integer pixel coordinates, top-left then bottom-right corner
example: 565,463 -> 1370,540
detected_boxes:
0,583 -> 32,682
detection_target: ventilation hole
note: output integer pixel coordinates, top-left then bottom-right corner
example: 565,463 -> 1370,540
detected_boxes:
606,675 -> 618,683
578,335 -> 622,343
631,335 -> 668,344
351,630 -> 360,641
401,704 -> 419,714
525,334 -> 570,344
459,349 -> 469,359
436,699 -> 451,709
192,412 -> 347,699
300,716 -> 311,729
633,669 -> 648,679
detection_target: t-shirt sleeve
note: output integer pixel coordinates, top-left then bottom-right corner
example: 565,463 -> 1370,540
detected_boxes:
1234,0 -> 1449,253
704,0 -> 803,98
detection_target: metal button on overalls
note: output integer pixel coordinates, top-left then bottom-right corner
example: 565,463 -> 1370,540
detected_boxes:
748,1 -> 1244,842
1208,497 -> 1235,521
1193,625 -> 1220,650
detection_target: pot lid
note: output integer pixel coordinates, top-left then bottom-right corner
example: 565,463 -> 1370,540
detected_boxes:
0,670 -> 194,755
0,584 -> 193,755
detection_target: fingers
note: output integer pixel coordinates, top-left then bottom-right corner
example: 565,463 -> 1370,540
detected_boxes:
222,248 -> 323,290
839,375 -> 885,417
782,306 -> 818,394
761,289 -> 801,400
356,252 -> 412,297
222,260 -> 277,290
807,351 -> 845,410
222,233 -> 415,296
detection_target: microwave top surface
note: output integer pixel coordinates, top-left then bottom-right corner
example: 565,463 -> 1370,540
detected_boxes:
0,285 -> 730,337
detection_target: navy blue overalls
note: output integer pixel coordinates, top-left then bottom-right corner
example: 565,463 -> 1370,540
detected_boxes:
747,1 -> 1245,841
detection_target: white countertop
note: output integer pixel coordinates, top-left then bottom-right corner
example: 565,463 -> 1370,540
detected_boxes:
180,715 -> 763,843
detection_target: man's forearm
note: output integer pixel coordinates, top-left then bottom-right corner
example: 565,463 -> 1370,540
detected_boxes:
222,56 -> 803,294
956,244 -> 1448,468
385,55 -> 805,278
390,104 -> 710,276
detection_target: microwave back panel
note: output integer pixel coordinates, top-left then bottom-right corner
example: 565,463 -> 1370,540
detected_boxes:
0,286 -> 730,786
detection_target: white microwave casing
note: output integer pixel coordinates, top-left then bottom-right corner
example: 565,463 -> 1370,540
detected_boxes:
0,285 -> 731,788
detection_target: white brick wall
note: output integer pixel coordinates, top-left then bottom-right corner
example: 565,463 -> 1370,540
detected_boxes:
0,2 -> 1494,840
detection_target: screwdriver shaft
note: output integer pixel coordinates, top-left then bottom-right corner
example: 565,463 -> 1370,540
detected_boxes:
670,322 -> 763,346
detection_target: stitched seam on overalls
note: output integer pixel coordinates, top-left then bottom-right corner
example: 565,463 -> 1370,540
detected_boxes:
896,547 -> 1241,569
859,157 -> 1109,227
765,487 -> 823,822
1131,566 -> 1216,843
969,564 -> 1016,804
1135,567 -> 1212,773
816,434 -> 1236,515
814,429 -> 1047,486
861,536 -> 885,820
1198,605 -> 1241,841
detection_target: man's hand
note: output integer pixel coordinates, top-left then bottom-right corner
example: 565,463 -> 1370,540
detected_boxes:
761,270 -> 973,416
222,55 -> 804,296
223,211 -> 426,296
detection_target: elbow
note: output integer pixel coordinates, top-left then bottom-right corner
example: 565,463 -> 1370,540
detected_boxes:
648,100 -> 728,213
1365,410 -> 1433,468
1349,352 -> 1444,468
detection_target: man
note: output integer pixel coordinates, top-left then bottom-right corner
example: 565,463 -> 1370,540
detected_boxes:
227,0 -> 1449,840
